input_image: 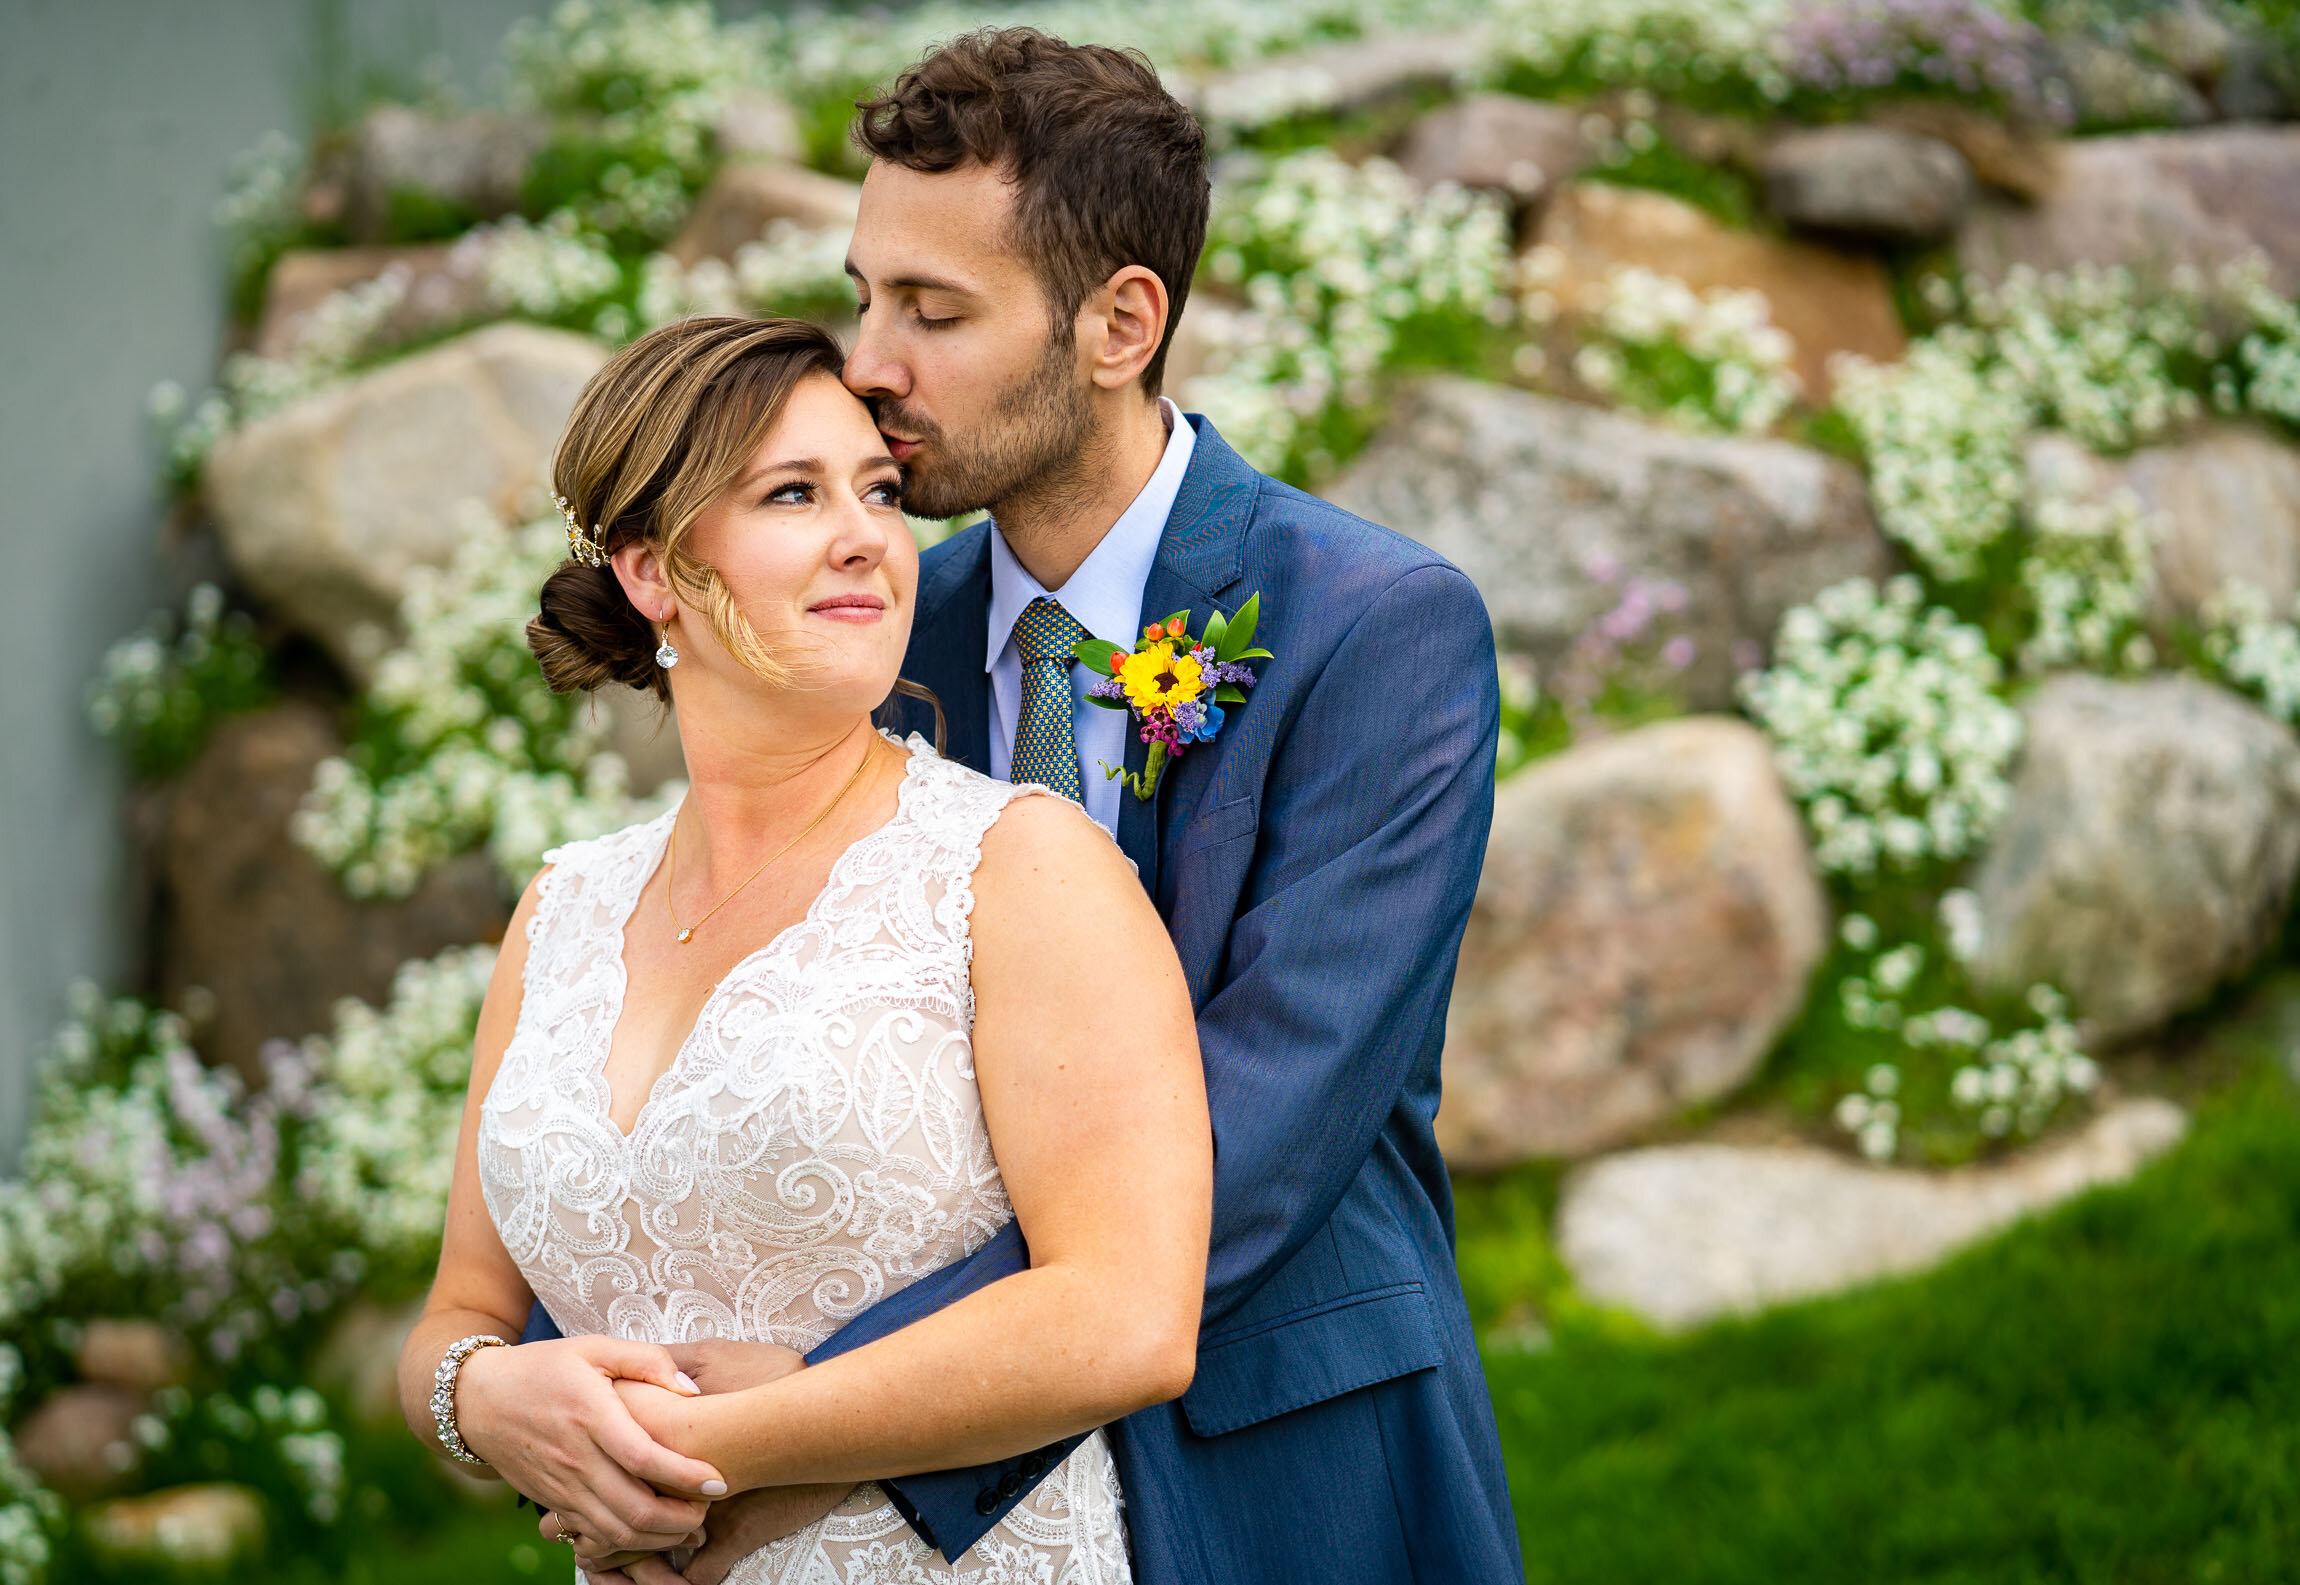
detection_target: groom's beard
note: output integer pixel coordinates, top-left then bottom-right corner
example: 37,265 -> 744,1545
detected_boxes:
877,329 -> 1095,522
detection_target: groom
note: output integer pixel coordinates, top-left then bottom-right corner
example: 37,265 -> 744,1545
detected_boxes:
547,26 -> 1521,1584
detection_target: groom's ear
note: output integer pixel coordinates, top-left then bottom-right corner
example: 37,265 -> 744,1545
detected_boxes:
1083,264 -> 1170,395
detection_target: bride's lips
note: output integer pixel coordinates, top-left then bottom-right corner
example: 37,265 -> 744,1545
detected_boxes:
809,592 -> 887,623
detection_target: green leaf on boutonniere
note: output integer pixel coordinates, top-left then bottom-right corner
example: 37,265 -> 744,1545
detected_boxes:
1201,610 -> 1230,653
1082,694 -> 1131,710
1074,637 -> 1123,674
1216,594 -> 1259,661
1230,647 -> 1273,661
1214,683 -> 1248,704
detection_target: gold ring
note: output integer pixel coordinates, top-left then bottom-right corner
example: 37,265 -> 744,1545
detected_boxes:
546,1511 -> 578,1546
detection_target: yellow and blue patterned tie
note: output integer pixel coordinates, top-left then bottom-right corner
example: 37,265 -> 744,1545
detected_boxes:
1011,597 -> 1091,803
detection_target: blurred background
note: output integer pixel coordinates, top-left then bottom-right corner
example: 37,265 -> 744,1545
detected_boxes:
4,0 -> 2300,1578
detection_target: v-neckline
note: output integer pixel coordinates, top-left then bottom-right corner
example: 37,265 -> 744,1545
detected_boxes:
593,734 -> 931,1145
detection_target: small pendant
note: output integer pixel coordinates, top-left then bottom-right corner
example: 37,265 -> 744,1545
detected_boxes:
676,927 -> 694,944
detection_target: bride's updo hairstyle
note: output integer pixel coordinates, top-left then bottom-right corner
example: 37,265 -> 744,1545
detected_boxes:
528,316 -> 847,703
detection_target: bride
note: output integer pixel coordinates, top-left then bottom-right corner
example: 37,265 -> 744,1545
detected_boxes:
395,315 -> 1211,1583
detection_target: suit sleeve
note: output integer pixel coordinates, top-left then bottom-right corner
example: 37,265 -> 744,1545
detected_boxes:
1193,564 -> 1497,1325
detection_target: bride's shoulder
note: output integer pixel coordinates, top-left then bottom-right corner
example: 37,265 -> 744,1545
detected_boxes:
974,785 -> 1133,899
534,804 -> 676,888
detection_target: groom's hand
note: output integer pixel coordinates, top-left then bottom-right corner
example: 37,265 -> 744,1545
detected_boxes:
677,1483 -> 859,1585
658,1339 -> 858,1579
665,1337 -> 807,1394
577,1480 -> 859,1585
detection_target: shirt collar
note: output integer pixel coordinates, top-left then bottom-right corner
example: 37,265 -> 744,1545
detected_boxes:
983,396 -> 1199,671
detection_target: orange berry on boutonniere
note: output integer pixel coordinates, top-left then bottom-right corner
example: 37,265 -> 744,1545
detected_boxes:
1108,651 -> 1126,674
1166,616 -> 1187,638
1145,623 -> 1163,641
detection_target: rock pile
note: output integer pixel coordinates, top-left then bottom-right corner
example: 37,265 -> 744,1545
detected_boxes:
1326,375 -> 1890,710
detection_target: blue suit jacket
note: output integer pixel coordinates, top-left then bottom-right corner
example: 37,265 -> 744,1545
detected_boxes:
523,417 -> 1522,1583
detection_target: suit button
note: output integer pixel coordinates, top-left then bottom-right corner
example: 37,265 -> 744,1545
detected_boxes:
997,1471 -> 1023,1498
1020,1455 -> 1048,1477
975,1491 -> 1001,1517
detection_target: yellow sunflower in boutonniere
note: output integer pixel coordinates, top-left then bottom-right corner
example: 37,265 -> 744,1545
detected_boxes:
1073,594 -> 1271,801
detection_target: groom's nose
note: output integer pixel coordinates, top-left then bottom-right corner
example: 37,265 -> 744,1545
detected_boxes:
843,322 -> 909,407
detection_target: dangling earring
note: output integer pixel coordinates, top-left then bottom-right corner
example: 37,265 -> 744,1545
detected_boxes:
655,615 -> 679,670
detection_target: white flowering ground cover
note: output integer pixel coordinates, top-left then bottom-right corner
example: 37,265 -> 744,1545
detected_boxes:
0,954 -> 491,1578
288,507 -> 672,900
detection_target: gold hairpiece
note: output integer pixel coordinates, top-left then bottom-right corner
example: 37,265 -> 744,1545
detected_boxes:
554,493 -> 610,569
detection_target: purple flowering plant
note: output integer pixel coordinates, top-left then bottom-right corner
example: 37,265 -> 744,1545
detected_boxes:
1783,0 -> 2074,124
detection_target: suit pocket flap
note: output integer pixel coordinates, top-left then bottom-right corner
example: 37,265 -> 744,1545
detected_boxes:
1177,794 -> 1258,859
1179,1283 -> 1440,1438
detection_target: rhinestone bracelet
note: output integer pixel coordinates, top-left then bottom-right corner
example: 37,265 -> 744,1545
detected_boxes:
430,1333 -> 510,1467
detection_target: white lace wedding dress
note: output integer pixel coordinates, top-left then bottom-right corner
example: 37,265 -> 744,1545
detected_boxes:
477,734 -> 1131,1585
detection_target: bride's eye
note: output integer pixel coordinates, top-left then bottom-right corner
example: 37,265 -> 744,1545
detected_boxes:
864,479 -> 905,507
766,481 -> 814,506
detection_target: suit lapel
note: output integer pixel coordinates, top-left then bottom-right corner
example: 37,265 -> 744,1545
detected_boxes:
906,523 -> 993,773
1116,418 -> 1260,893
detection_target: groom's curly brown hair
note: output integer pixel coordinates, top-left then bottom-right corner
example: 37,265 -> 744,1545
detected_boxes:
854,27 -> 1210,394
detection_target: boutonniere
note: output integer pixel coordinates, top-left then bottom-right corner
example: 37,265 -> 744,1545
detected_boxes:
1073,594 -> 1271,802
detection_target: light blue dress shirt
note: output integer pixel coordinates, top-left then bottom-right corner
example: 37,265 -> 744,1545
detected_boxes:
985,397 -> 1198,834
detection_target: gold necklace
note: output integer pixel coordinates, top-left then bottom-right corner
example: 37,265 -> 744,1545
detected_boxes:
665,742 -> 874,945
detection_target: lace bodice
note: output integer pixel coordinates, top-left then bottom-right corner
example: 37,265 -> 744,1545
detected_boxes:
478,735 -> 1130,1584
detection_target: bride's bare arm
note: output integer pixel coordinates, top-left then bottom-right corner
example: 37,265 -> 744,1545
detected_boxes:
614,793 -> 1212,1491
396,873 -> 727,1553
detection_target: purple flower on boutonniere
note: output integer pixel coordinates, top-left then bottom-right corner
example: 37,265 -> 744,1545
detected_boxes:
1075,594 -> 1270,801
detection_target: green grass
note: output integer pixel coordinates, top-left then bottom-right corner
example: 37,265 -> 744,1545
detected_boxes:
1470,1008 -> 2300,1583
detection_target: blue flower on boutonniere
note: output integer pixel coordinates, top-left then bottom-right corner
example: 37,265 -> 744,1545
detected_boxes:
1072,593 -> 1271,801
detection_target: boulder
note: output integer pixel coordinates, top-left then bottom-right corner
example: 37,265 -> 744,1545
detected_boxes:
2056,34 -> 2216,130
2127,1 -> 2236,84
589,689 -> 686,798
252,245 -> 490,360
715,90 -> 805,164
75,1320 -> 192,1395
1529,181 -> 1905,398
1323,376 -> 1891,709
1970,674 -> 2300,1041
1164,291 -> 1248,399
1762,125 -> 1974,244
155,703 -> 510,1079
1436,717 -> 1828,1165
348,105 -> 550,240
1558,1097 -> 2187,1329
666,162 -> 862,268
2024,425 -> 2300,625
1865,98 -> 2062,199
309,1297 -> 426,1425
2214,35 -> 2296,123
87,1484 -> 266,1566
1187,29 -> 1480,128
205,322 -> 608,670
14,1385 -> 146,1500
1393,93 -> 1595,205
1957,127 -> 2300,293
